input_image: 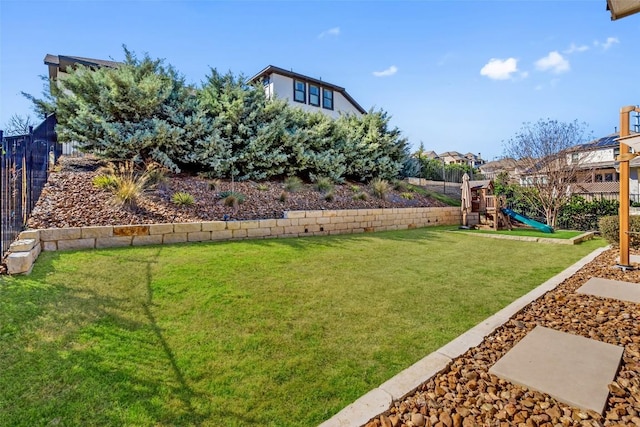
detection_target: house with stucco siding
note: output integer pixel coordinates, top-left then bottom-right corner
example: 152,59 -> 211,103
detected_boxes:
248,65 -> 366,119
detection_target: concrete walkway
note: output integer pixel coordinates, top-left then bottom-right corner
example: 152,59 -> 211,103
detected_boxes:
318,246 -> 610,427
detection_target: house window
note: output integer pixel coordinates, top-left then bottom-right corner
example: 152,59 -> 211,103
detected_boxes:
605,173 -> 614,182
595,174 -> 603,182
309,84 -> 320,106
322,88 -> 333,110
613,147 -> 620,160
571,153 -> 579,163
294,80 -> 306,103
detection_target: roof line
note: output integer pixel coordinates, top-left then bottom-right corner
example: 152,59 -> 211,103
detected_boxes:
247,65 -> 367,114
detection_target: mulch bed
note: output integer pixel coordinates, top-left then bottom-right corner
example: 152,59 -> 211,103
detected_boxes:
26,156 -> 448,229
366,248 -> 640,427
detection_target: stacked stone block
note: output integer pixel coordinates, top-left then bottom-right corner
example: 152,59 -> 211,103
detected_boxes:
6,207 -> 461,274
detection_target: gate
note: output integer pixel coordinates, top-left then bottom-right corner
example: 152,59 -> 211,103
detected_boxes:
1,114 -> 60,258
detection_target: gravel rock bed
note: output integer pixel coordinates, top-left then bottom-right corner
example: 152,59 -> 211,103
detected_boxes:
27,156 -> 448,229
366,248 -> 640,427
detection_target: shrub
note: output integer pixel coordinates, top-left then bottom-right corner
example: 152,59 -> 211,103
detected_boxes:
598,215 -> 640,248
208,179 -> 222,191
256,183 -> 269,191
392,179 -> 409,192
279,191 -> 288,202
314,176 -> 334,193
284,176 -> 303,192
557,196 -> 619,231
92,174 -> 118,190
220,191 -> 246,205
324,191 -> 335,202
352,192 -> 368,201
145,163 -> 167,188
171,192 -> 195,207
370,178 -> 390,200
401,192 -> 414,200
94,161 -> 154,208
350,185 -> 360,192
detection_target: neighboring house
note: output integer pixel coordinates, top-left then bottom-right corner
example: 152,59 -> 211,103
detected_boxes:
248,65 -> 366,119
45,54 -> 120,84
44,54 -> 121,155
464,152 -> 485,168
567,132 -> 640,201
479,158 -> 519,180
438,151 -> 467,165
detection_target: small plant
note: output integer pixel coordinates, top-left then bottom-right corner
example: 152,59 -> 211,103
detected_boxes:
220,191 -> 246,206
284,176 -> 303,193
279,191 -> 288,202
92,174 -> 118,190
392,179 -> 409,192
256,183 -> 269,191
350,185 -> 360,192
208,179 -> 222,192
314,176 -> 334,193
93,161 -> 154,208
145,163 -> 167,188
370,178 -> 391,200
324,191 -> 335,202
352,192 -> 368,201
220,191 -> 246,208
401,192 -> 414,200
598,215 -> 640,248
171,192 -> 195,207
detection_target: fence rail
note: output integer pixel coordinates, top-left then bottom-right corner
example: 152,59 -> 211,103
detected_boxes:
1,114 -> 60,258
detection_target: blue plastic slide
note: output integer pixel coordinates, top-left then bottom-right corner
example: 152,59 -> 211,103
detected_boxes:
501,208 -> 554,233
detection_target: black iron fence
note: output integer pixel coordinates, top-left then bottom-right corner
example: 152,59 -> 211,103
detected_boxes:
1,114 -> 60,258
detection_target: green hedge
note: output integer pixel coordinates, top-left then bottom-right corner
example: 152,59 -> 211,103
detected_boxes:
598,215 -> 640,248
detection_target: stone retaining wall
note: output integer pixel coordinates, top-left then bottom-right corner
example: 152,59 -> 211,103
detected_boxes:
6,207 -> 461,274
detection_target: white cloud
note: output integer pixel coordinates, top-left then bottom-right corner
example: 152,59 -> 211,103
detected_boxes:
318,27 -> 340,38
372,65 -> 398,77
564,43 -> 589,54
535,51 -> 570,74
520,71 -> 529,79
594,37 -> 619,50
479,58 -> 518,80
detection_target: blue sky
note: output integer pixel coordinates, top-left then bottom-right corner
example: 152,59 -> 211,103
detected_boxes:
1,0 -> 638,161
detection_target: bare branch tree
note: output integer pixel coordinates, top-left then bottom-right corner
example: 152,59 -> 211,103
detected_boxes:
504,119 -> 591,227
2,114 -> 35,136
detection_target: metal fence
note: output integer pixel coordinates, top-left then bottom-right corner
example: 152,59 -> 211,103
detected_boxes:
1,114 -> 60,258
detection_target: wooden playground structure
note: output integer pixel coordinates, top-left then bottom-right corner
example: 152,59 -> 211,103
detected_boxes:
466,180 -> 512,231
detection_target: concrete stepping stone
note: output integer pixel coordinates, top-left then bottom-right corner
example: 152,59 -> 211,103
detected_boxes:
489,326 -> 623,414
577,277 -> 640,304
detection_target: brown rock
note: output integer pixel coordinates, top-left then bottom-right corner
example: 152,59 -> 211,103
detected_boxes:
389,415 -> 400,427
452,413 -> 462,427
505,403 -> 518,416
545,406 -> 562,420
514,411 -> 528,424
467,380 -> 478,391
457,408 -> 471,418
439,412 -> 452,427
380,415 -> 392,427
412,413 -> 426,427
462,416 -> 476,427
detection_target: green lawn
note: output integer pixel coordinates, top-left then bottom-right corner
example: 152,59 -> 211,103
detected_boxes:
0,228 -> 605,426
461,227 -> 585,239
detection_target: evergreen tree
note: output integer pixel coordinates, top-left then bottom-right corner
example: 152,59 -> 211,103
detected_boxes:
336,109 -> 409,181
43,47 -> 212,171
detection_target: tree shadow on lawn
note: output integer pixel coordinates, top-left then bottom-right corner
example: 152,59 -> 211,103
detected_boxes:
0,248 -> 230,426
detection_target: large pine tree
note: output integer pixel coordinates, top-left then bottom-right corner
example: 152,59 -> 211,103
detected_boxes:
52,47 -> 212,171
